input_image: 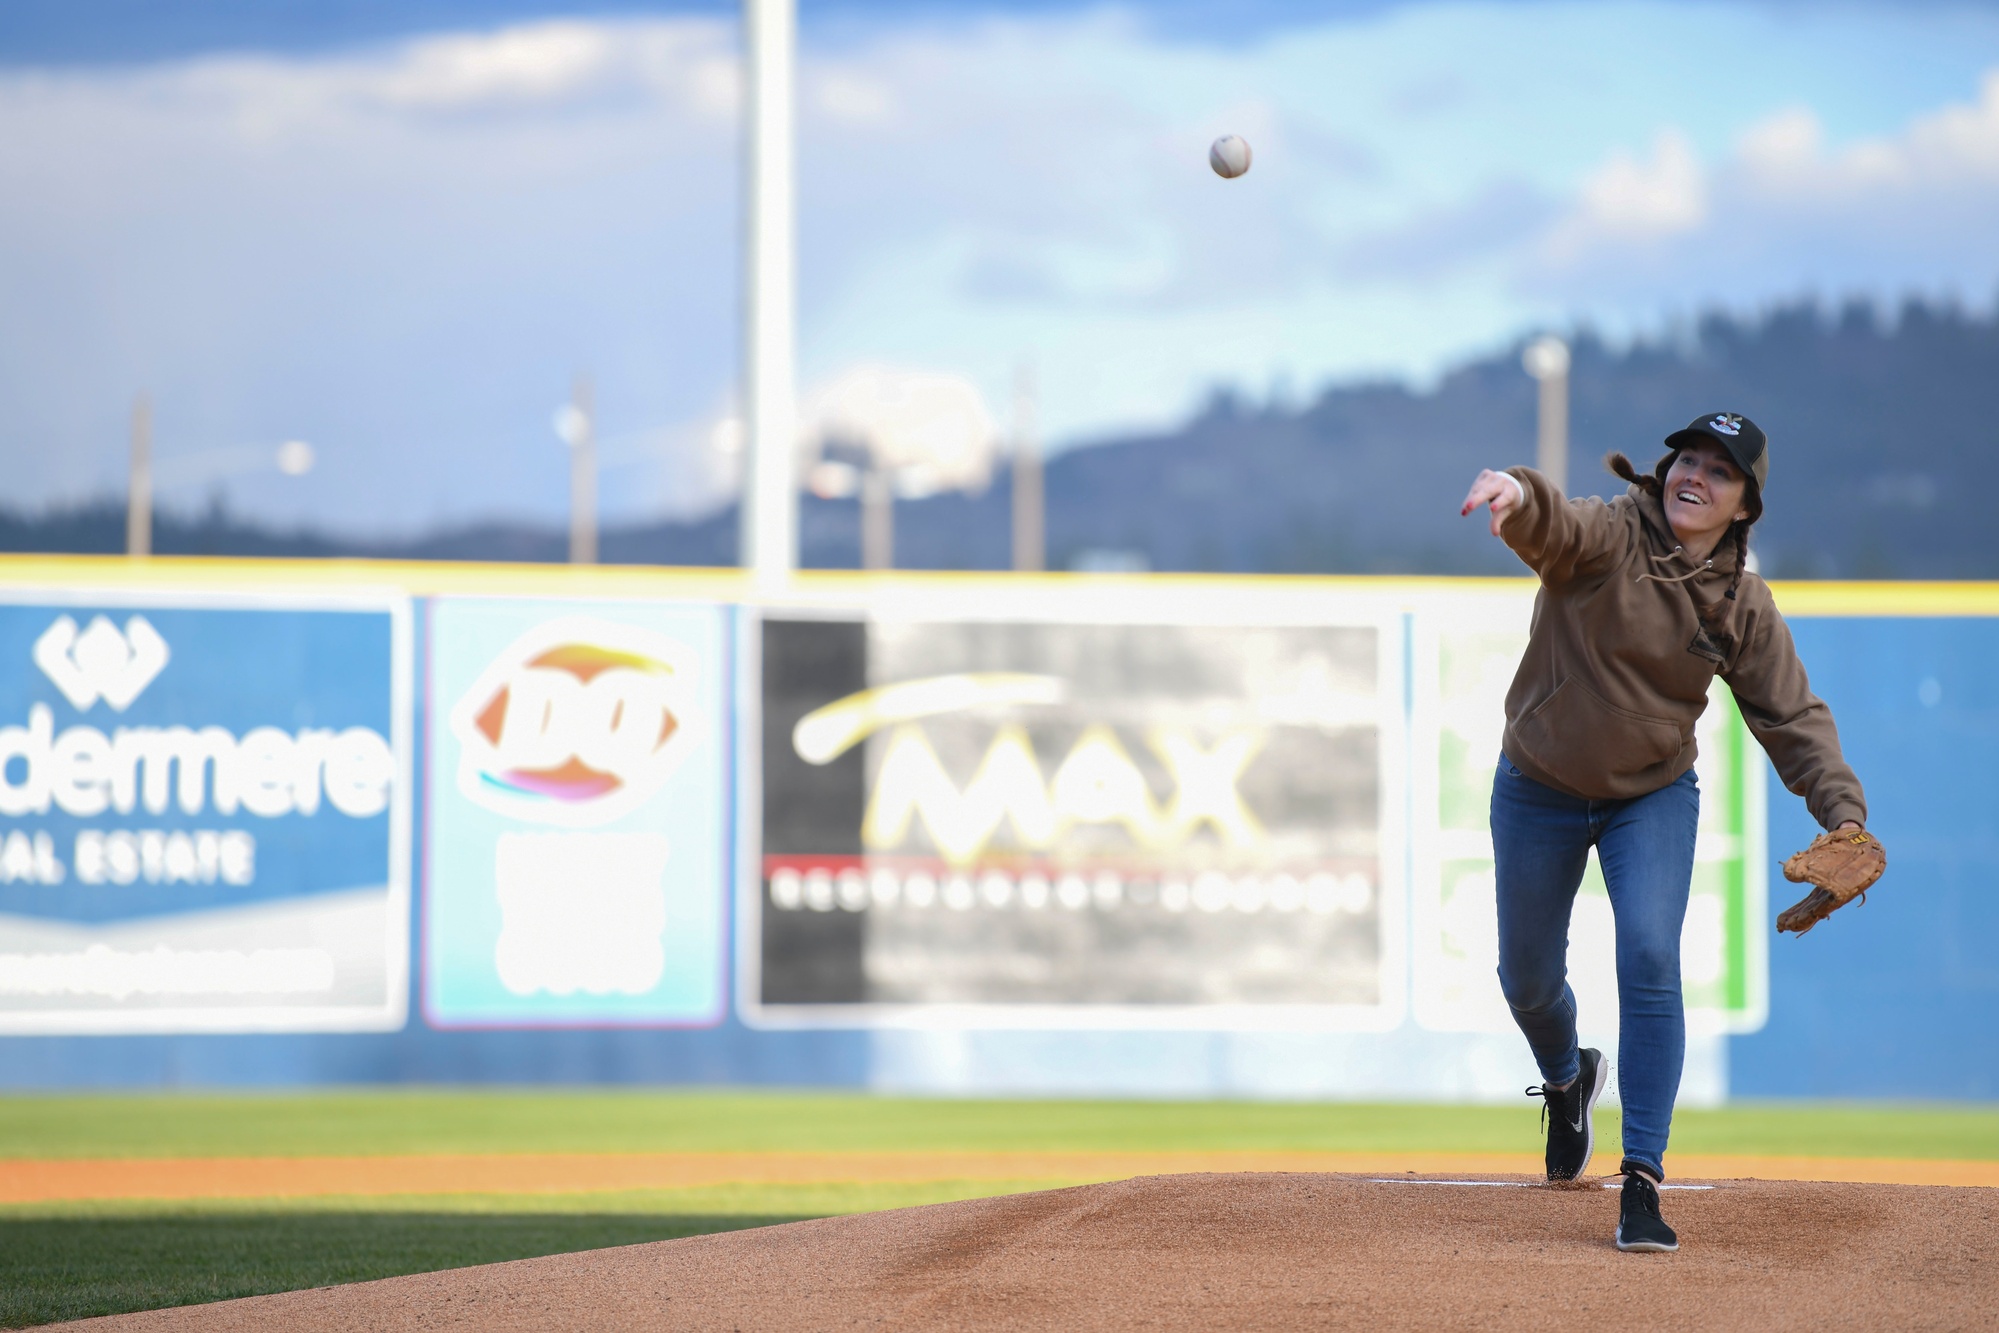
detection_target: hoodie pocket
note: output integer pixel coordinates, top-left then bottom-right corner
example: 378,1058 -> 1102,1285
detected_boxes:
1516,677 -> 1683,791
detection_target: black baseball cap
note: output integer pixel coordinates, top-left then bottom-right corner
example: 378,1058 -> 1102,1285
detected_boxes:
1664,412 -> 1768,492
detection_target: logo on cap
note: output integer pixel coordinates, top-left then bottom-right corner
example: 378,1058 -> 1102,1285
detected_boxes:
451,617 -> 700,827
1710,414 -> 1743,437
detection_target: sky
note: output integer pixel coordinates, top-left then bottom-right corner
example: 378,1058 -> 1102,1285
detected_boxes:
2,0 -> 1997,535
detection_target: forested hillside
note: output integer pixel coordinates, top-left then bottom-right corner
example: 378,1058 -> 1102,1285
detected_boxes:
6,299 -> 1995,578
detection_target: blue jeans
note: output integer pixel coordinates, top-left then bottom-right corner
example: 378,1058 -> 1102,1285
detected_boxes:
1491,754 -> 1699,1180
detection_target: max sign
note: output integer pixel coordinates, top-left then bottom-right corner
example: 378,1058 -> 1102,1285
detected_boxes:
754,616 -> 1396,1021
793,675 -> 1266,863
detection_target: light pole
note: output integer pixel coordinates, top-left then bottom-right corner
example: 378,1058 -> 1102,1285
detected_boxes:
742,0 -> 798,586
127,413 -> 316,555
555,376 -> 597,564
1011,362 -> 1043,573
860,460 -> 893,571
127,394 -> 152,558
1522,335 -> 1570,494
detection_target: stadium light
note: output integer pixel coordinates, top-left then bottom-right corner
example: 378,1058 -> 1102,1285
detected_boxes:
150,442 -> 319,488
742,0 -> 798,586
126,402 -> 319,556
275,440 -> 316,476
1522,335 -> 1570,494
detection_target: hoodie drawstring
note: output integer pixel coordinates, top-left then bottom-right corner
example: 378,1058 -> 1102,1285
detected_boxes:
1635,546 -> 1713,587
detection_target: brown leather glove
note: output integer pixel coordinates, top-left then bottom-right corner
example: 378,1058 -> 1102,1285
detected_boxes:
1776,828 -> 1886,936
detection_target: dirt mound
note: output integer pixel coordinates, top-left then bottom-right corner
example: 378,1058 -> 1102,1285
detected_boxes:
57,1172 -> 1999,1331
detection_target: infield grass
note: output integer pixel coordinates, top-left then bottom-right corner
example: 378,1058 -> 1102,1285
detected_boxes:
5,1092 -> 1997,1328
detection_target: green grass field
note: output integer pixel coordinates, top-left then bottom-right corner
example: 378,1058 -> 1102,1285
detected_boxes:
5,1092 -> 1997,1328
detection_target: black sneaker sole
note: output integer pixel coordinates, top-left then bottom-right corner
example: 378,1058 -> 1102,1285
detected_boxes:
1615,1229 -> 1679,1253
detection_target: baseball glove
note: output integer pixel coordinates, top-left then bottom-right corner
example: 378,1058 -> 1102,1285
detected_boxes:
1776,828 -> 1886,935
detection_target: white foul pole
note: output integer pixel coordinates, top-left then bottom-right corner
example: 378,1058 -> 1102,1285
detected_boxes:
742,0 -> 798,584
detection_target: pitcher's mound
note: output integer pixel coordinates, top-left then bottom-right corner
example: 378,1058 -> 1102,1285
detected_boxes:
64,1172 -> 1999,1331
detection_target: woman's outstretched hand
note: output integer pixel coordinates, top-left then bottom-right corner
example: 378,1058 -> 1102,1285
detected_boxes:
1461,469 -> 1522,536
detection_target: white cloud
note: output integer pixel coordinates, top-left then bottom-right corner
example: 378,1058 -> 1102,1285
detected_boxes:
1864,68 -> 1999,181
801,365 -> 998,493
1736,107 -> 1824,177
1525,70 -> 1999,305
1556,129 -> 1708,248
191,20 -> 741,119
371,24 -> 627,109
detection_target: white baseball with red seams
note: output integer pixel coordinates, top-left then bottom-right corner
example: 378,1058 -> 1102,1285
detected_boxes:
1209,134 -> 1252,178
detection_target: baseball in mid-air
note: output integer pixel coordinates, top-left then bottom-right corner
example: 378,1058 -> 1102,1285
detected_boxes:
1209,134 -> 1252,179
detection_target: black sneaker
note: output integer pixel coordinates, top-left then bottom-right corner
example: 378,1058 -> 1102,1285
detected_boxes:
1615,1168 -> 1679,1252
1526,1047 -> 1607,1181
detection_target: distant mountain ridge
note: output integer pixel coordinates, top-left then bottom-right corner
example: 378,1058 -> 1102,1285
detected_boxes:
6,298 -> 1996,578
1016,296 -> 1996,580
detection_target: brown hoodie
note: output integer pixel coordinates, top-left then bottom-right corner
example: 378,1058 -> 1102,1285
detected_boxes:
1497,466 -> 1866,830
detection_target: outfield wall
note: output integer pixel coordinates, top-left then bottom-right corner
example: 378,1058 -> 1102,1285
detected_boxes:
0,557 -> 1990,1101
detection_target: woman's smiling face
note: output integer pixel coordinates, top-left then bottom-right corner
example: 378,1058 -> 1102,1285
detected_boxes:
1662,441 -> 1750,553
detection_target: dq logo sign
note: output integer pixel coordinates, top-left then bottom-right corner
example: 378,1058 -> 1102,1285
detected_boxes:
451,617 -> 701,827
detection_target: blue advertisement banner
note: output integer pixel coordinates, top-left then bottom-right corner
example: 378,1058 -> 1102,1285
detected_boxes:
422,599 -> 731,1028
0,589 -> 412,1033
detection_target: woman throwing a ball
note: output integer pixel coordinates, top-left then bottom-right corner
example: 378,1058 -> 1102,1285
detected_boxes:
1460,413 -> 1870,1253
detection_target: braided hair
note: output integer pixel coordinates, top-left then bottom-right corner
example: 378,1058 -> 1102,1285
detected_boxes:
1606,449 -> 1763,602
